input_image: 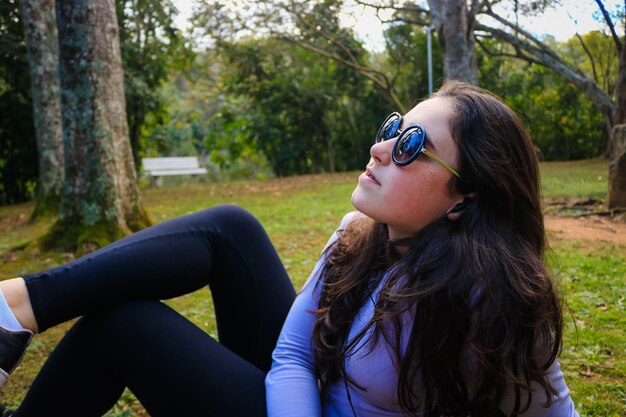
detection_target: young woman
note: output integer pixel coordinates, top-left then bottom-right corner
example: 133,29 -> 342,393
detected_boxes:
0,81 -> 578,416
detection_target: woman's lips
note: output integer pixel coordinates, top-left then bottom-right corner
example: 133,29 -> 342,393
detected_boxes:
365,168 -> 381,185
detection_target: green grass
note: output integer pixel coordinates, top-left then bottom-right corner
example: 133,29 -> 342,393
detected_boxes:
552,240 -> 626,416
541,159 -> 608,200
1,160 -> 624,416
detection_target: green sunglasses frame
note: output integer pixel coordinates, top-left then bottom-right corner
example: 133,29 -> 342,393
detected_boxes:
376,112 -> 461,178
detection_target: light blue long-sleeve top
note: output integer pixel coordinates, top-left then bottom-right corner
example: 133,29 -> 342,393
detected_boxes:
266,212 -> 579,417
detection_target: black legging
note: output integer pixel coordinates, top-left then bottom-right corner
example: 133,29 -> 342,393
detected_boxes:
14,205 -> 297,417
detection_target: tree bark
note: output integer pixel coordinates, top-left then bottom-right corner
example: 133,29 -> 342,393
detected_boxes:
610,125 -> 626,208
607,33 -> 626,208
43,0 -> 150,254
428,0 -> 478,85
19,0 -> 64,218
614,30 -> 626,124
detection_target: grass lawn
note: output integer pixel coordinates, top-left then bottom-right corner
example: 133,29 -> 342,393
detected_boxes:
541,159 -> 609,200
0,158 -> 624,416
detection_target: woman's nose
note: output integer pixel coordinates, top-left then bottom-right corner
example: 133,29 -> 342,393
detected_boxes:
370,139 -> 393,165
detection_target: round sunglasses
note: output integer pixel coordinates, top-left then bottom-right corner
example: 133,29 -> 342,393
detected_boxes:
375,112 -> 460,178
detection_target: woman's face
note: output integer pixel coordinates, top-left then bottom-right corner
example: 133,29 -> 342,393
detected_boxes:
351,97 -> 463,240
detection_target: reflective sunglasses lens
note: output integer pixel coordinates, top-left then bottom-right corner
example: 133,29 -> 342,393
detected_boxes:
394,128 -> 424,164
378,116 -> 401,142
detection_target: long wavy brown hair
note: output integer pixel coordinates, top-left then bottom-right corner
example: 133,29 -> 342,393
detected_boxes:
312,81 -> 563,416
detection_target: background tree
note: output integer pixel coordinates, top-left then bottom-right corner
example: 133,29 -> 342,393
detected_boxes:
0,0 -> 37,205
19,0 -> 64,219
426,0 -> 479,84
214,37 -> 387,176
194,0 -> 408,112
42,0 -> 150,253
142,51 -> 229,162
383,21 -> 444,101
116,0 -> 193,171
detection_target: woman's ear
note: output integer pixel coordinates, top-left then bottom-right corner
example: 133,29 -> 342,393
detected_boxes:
446,193 -> 476,221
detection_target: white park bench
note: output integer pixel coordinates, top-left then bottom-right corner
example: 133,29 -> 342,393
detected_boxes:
142,157 -> 208,185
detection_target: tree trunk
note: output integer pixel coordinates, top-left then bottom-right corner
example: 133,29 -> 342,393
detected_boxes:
42,0 -> 150,254
428,0 -> 478,85
608,27 -> 626,209
19,0 -> 64,218
609,125 -> 626,208
128,99 -> 143,174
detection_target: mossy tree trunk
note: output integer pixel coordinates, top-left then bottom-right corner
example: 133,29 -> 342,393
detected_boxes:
41,0 -> 150,254
19,0 -> 64,219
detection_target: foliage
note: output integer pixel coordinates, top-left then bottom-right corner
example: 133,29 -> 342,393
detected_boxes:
194,0 -> 387,176
141,57 -> 219,159
383,22 -> 444,103
214,37 -> 387,176
478,38 -> 606,160
508,67 -> 603,160
560,30 -> 619,97
116,0 -> 194,168
141,52 -> 276,180
0,0 -> 37,205
188,1 -> 450,177
193,0 -> 409,111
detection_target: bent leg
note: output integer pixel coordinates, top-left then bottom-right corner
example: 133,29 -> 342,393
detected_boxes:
14,301 -> 268,417
23,205 -> 295,369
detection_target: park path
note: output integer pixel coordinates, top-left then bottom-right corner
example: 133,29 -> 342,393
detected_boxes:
545,215 -> 626,246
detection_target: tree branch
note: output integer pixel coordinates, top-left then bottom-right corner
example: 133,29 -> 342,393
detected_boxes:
595,0 -> 622,53
349,0 -> 431,26
469,0 -> 482,19
476,22 -> 616,122
274,34 -> 406,113
382,29 -> 401,86
288,6 -> 360,66
576,32 -> 599,83
378,15 -> 431,26
475,35 -> 541,65
351,0 -> 429,15
482,8 -> 562,63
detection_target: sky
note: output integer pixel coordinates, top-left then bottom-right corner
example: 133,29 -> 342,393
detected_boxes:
173,1 -> 624,51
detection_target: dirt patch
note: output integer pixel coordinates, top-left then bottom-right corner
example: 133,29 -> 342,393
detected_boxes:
545,215 -> 626,246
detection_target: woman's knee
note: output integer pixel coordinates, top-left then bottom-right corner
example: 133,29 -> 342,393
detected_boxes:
195,205 -> 267,241
203,204 -> 260,226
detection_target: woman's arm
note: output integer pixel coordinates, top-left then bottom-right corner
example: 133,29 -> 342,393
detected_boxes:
265,212 -> 358,417
265,259 -> 324,417
501,360 -> 579,417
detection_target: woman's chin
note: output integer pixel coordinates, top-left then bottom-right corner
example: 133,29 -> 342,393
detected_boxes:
350,187 -> 365,211
351,189 -> 376,220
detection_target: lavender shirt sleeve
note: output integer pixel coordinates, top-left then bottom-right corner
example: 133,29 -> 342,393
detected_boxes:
500,359 -> 579,416
265,212 -> 358,417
